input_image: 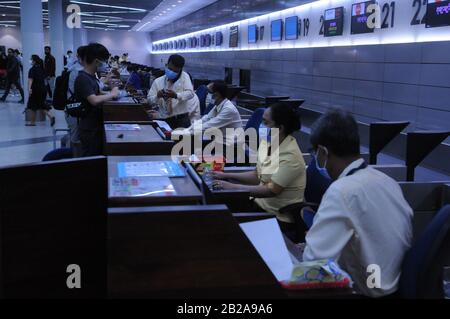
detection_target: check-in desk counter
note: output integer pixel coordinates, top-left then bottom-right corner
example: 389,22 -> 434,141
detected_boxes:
108,155 -> 203,208
104,122 -> 175,156
103,98 -> 150,122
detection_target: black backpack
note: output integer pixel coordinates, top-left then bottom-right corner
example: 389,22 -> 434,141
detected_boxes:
52,70 -> 71,110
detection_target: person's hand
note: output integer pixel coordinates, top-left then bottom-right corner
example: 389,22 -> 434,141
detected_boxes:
147,110 -> 159,119
165,90 -> 177,99
157,90 -> 165,99
111,87 -> 120,99
212,180 -> 237,191
212,171 -> 227,180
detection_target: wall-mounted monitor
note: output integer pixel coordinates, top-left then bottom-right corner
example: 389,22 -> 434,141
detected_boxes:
229,26 -> 239,48
351,1 -> 375,34
181,39 -> 187,49
164,43 -> 168,50
174,41 -> 178,49
260,26 -> 265,40
248,24 -> 258,43
271,19 -> 283,41
205,34 -> 212,47
324,7 -> 344,37
426,0 -> 450,28
216,32 -> 223,46
285,16 -> 298,40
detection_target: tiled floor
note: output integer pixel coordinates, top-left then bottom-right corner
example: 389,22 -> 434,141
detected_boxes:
0,92 -> 66,167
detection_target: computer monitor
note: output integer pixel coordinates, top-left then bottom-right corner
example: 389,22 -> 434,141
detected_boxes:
229,26 -> 239,48
351,1 -> 376,34
248,24 -> 258,44
285,16 -> 298,40
426,0 -> 450,28
205,34 -> 212,47
324,7 -> 344,37
271,19 -> 283,41
216,32 -> 223,46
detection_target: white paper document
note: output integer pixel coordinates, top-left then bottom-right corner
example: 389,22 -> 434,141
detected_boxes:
240,218 -> 294,282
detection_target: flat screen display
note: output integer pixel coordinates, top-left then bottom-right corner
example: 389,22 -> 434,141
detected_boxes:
324,7 -> 344,37
216,32 -> 223,46
229,26 -> 239,48
351,1 -> 375,34
426,0 -> 450,28
285,16 -> 298,40
271,19 -> 283,41
205,34 -> 212,47
248,24 -> 258,43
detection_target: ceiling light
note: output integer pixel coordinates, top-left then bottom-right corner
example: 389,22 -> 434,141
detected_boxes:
69,1 -> 146,12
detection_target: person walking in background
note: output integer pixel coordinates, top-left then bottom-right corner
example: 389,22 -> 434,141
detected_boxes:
0,48 -> 24,103
44,46 -> 56,100
26,54 -> 55,126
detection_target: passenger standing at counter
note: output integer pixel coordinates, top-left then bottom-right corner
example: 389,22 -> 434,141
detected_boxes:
147,54 -> 194,129
302,109 -> 413,298
212,103 -> 306,242
74,43 -> 119,157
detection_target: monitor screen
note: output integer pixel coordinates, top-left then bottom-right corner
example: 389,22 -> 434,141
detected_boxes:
248,24 -> 258,43
205,34 -> 212,47
271,19 -> 283,41
351,1 -> 376,34
426,0 -> 450,28
216,32 -> 223,46
229,26 -> 239,48
324,7 -> 344,37
285,16 -> 298,40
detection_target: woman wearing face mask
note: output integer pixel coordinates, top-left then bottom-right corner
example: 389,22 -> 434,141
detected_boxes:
26,55 -> 55,126
74,43 -> 119,157
212,103 -> 306,242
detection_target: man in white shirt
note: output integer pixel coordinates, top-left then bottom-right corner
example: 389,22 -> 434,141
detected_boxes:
183,81 -> 243,146
147,54 -> 194,129
303,109 -> 413,298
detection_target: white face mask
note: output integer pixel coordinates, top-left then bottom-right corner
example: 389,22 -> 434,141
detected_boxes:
206,93 -> 214,106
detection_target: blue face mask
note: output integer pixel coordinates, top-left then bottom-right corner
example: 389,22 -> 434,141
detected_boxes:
259,123 -> 271,143
314,147 -> 331,180
165,68 -> 179,80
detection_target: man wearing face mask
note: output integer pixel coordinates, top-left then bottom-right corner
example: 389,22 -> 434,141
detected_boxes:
303,109 -> 413,298
212,103 -> 306,242
147,54 -> 194,128
74,43 -> 119,157
184,81 -> 242,141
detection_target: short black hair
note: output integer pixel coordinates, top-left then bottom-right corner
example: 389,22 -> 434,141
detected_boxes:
269,103 -> 301,135
211,80 -> 228,99
310,108 -> 360,157
168,54 -> 185,68
44,46 -> 51,51
67,50 -> 73,54
76,45 -> 86,60
84,42 -> 110,64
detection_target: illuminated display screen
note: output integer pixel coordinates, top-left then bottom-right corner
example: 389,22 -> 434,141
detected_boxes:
229,26 -> 239,48
324,7 -> 344,37
248,24 -> 258,43
351,1 -> 375,34
271,19 -> 283,41
215,32 -> 223,46
426,0 -> 450,27
285,16 -> 298,40
205,34 -> 212,47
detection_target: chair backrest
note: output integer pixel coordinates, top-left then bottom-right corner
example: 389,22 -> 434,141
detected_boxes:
204,102 -> 215,115
195,84 -> 208,115
42,148 -> 73,162
245,107 -> 265,132
304,157 -> 332,204
399,204 -> 450,298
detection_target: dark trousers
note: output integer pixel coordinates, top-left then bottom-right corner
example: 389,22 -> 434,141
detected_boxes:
79,129 -> 104,157
165,113 -> 191,130
2,78 -> 24,100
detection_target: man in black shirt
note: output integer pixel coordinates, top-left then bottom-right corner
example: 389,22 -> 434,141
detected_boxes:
75,43 -> 119,157
0,48 -> 24,103
44,46 -> 56,99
